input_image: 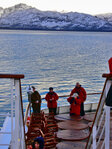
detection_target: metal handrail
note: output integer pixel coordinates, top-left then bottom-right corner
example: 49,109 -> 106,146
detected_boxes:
0,113 -> 11,116
96,124 -> 105,148
95,110 -> 105,138
0,144 -> 10,146
0,132 -> 11,134
41,92 -> 102,99
0,96 -> 10,98
0,74 -> 24,79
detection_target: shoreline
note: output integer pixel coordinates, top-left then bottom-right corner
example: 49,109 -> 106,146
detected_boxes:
0,28 -> 112,32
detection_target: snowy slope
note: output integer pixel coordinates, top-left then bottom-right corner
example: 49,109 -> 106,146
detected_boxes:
0,7 -> 4,17
0,3 -> 112,31
96,13 -> 112,25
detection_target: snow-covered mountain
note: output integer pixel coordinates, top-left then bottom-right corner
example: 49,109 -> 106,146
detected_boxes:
96,13 -> 112,25
0,3 -> 112,31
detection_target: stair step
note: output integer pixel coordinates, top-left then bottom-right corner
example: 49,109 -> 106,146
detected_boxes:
58,120 -> 88,130
56,141 -> 86,149
57,129 -> 89,141
83,113 -> 95,122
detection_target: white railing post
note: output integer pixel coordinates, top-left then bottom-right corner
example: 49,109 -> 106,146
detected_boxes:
14,79 -> 21,149
14,79 -> 25,149
93,125 -> 97,149
10,78 -> 15,148
19,94 -> 25,149
105,106 -> 110,149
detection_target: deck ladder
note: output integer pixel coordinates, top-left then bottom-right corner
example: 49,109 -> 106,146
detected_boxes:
86,73 -> 112,149
0,74 -> 25,149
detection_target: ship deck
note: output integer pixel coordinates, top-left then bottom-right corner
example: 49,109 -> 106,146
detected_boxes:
25,110 -> 112,149
25,111 -> 96,149
55,112 -> 94,149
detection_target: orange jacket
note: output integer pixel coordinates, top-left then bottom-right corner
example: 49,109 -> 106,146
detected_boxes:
70,86 -> 86,102
67,96 -> 82,115
108,57 -> 112,74
45,92 -> 59,108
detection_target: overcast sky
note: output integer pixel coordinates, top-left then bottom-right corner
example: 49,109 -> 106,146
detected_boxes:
0,0 -> 112,15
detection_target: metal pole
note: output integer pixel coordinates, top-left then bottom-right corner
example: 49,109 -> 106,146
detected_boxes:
11,79 -> 14,148
93,125 -> 97,149
105,106 -> 110,149
15,79 -> 20,149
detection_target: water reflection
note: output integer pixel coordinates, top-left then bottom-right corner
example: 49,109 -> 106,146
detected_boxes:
0,30 -> 112,121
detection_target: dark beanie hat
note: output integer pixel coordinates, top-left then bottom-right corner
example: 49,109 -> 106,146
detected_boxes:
32,86 -> 35,89
49,87 -> 53,90
33,137 -> 44,149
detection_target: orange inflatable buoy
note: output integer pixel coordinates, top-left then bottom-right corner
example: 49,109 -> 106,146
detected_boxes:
26,116 -> 30,127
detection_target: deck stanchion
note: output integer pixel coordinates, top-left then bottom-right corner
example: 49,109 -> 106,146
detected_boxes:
15,79 -> 21,149
10,79 -> 14,148
93,125 -> 96,149
105,106 -> 110,149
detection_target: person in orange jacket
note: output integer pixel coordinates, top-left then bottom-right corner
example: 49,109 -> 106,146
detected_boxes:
67,93 -> 82,116
45,87 -> 59,115
70,82 -> 87,117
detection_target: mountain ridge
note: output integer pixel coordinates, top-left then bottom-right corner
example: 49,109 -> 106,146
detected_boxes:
0,3 -> 112,31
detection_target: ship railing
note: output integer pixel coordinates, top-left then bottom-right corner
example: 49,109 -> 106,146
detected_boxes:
86,73 -> 112,149
24,92 -> 101,125
0,74 -> 25,149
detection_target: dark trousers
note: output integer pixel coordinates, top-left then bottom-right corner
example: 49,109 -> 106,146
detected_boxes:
49,108 -> 57,115
80,102 -> 85,116
32,103 -> 41,113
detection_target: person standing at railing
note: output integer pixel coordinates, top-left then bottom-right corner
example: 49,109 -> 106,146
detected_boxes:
70,82 -> 87,117
27,85 -> 33,115
31,86 -> 41,113
67,93 -> 82,116
45,87 -> 59,115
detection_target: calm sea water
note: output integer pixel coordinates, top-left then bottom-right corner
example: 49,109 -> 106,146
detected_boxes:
0,30 -> 112,125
